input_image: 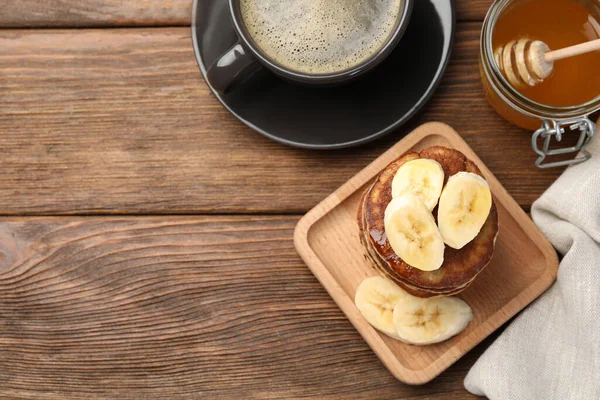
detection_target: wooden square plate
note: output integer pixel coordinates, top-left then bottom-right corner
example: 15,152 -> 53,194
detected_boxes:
294,122 -> 558,385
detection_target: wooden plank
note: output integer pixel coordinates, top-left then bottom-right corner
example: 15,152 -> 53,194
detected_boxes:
0,216 -> 492,399
0,25 -> 566,215
456,0 -> 493,21
0,0 -> 492,28
0,0 -> 192,28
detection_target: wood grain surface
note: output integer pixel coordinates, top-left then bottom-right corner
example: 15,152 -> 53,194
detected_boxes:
0,216 -> 493,399
0,0 -> 192,28
0,0 -> 570,398
0,0 -> 492,28
0,25 -> 568,215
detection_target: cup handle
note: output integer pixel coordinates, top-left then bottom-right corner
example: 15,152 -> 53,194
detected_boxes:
206,40 -> 262,94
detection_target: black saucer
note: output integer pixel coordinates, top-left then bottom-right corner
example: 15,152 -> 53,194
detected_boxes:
192,0 -> 455,149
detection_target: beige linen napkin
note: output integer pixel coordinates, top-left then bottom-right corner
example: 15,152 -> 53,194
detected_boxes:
464,135 -> 600,399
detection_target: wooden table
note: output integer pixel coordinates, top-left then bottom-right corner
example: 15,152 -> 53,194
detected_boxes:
0,1 -> 573,398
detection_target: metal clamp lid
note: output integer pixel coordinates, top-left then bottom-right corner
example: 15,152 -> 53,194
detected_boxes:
532,117 -> 596,168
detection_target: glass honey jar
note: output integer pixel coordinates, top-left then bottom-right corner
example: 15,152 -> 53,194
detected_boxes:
480,0 -> 600,167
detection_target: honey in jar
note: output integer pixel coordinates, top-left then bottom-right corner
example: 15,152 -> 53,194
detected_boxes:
480,0 -> 600,167
492,0 -> 600,108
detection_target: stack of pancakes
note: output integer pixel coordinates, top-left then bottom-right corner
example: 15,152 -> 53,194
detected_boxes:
358,146 -> 499,298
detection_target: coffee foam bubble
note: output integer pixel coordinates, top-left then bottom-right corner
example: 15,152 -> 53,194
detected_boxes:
240,0 -> 403,75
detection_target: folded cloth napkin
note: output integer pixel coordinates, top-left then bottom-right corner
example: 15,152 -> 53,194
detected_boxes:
464,135 -> 600,400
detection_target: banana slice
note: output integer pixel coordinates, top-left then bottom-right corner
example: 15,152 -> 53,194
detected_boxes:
355,276 -> 407,340
384,194 -> 445,271
393,295 -> 473,345
391,159 -> 445,210
437,172 -> 492,250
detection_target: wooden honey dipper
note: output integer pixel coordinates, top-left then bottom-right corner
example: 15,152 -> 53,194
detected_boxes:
495,38 -> 600,87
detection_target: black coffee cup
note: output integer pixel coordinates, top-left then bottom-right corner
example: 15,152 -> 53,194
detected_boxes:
207,0 -> 414,93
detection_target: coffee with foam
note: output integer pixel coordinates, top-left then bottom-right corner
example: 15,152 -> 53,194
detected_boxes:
240,0 -> 404,75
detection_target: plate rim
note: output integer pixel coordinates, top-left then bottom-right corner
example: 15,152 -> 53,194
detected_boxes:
191,0 -> 457,149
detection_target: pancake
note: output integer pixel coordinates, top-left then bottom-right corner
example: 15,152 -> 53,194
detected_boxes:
357,146 -> 499,297
358,187 -> 472,297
